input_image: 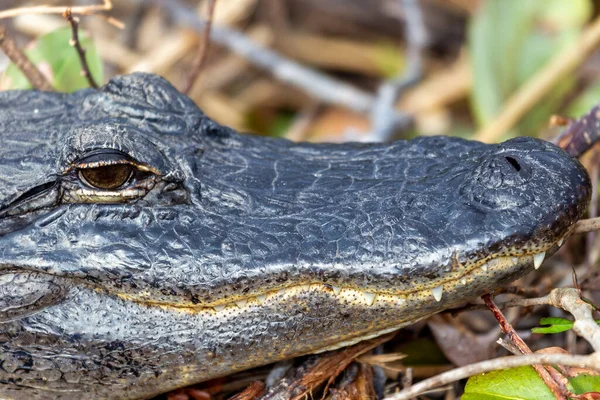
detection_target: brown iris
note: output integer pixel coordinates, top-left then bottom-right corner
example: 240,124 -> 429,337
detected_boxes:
79,164 -> 133,190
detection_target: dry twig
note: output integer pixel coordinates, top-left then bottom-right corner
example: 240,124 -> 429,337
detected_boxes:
0,0 -> 123,28
260,333 -> 395,399
152,0 -> 376,114
228,381 -> 265,400
549,289 -> 600,351
0,25 -> 53,91
183,0 -> 217,94
553,103 -> 600,157
329,363 -> 376,400
370,0 -> 426,141
63,9 -> 99,89
573,217 -> 600,235
482,294 -> 568,399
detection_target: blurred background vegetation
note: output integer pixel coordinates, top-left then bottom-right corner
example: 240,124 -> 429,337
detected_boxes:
2,0 -> 600,144
3,1 -> 600,398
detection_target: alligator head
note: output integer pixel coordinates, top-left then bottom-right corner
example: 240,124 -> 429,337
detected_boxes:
0,73 -> 591,399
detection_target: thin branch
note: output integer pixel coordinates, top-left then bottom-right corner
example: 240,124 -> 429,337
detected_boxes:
0,0 -> 111,17
0,25 -> 54,91
151,0 -> 376,114
549,289 -> 600,352
473,12 -> 600,143
497,294 -> 552,309
482,295 -> 532,355
449,291 -> 585,314
0,0 -> 123,28
383,353 -> 600,400
482,294 -> 568,399
370,0 -> 426,141
228,381 -> 266,400
572,217 -> 600,235
182,0 -> 217,94
63,9 -> 99,89
496,337 -> 523,356
284,104 -> 320,141
553,103 -> 600,157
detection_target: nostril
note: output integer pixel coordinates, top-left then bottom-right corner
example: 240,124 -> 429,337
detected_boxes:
505,156 -> 521,172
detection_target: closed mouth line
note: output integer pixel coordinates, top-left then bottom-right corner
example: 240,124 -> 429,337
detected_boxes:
115,245 -> 558,313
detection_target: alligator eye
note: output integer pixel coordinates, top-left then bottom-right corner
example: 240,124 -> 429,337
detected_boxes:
79,164 -> 134,190
65,149 -> 164,203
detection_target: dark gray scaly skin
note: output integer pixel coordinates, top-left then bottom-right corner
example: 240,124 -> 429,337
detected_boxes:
0,73 -> 591,399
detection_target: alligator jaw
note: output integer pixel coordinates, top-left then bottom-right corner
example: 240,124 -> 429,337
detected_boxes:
110,243 -> 558,313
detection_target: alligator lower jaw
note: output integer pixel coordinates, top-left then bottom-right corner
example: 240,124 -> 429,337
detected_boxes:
117,247 -> 554,315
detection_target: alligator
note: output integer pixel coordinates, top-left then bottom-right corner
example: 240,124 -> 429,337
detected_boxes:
0,73 -> 591,399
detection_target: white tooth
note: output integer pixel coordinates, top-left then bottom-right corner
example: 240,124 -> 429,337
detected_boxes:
558,238 -> 564,247
298,285 -> 310,292
481,263 -> 488,272
363,292 -> 376,306
461,278 -> 467,285
533,252 -> 545,270
235,299 -> 248,308
214,304 -> 226,312
511,257 -> 519,264
331,286 -> 341,295
431,285 -> 443,302
256,295 -> 267,304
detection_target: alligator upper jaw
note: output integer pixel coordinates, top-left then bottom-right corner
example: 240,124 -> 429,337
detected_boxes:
0,182 -> 573,315
0,216 -> 563,315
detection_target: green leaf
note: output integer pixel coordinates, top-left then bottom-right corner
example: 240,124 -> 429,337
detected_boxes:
0,27 -> 103,92
468,0 -> 591,138
570,373 -> 600,393
469,0 -> 541,128
464,365 -> 600,399
532,317 -> 574,334
463,366 -> 555,400
267,111 -> 295,138
532,317 -> 600,334
540,0 -> 592,28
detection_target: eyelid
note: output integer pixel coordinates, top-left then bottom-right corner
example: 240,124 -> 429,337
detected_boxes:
69,150 -> 160,175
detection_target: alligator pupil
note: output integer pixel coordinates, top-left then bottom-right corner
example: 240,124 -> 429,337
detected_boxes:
79,164 -> 133,190
505,156 -> 521,171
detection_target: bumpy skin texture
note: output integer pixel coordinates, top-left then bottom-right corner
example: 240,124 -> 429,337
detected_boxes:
0,73 -> 591,399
